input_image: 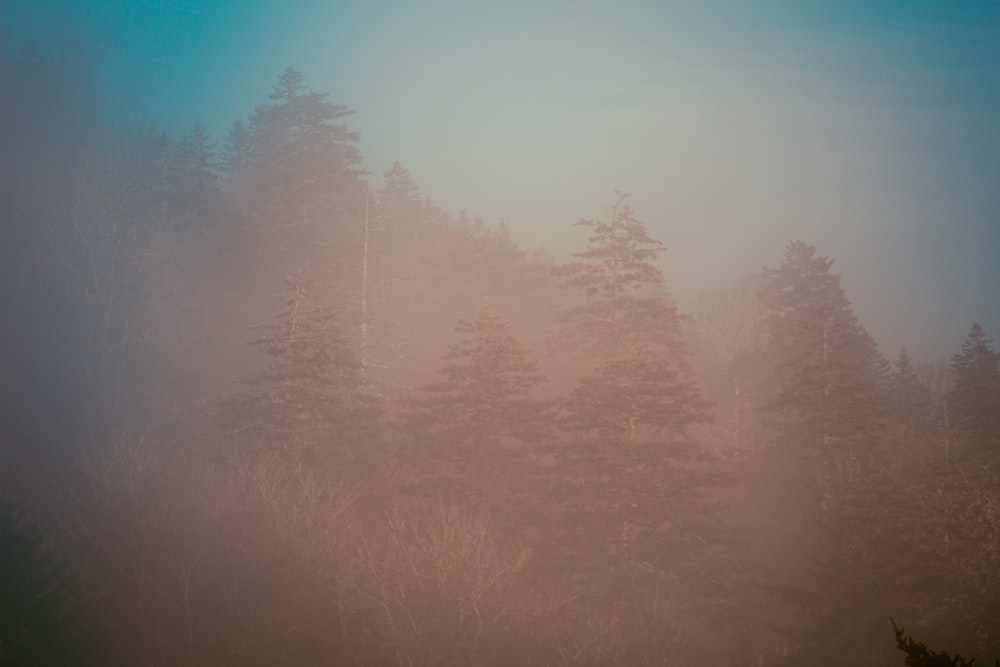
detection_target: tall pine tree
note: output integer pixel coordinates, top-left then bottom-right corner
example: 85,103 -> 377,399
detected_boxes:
229,67 -> 363,242
215,271 -> 380,467
403,306 -> 550,455
554,191 -> 708,444
759,240 -> 887,453
886,348 -> 933,465
948,323 -> 1000,451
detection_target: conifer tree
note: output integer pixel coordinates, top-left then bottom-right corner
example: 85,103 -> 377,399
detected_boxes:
219,119 -> 253,180
243,67 -> 362,229
948,323 -> 1000,451
757,242 -> 893,666
174,119 -> 218,197
887,348 -> 934,464
404,307 -> 549,454
554,191 -> 708,444
759,240 -> 887,452
217,272 -> 380,465
0,500 -> 92,666
377,160 -> 425,242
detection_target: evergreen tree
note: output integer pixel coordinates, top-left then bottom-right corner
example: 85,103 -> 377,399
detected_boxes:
240,66 -> 363,232
219,118 -> 253,180
174,119 -> 218,197
134,123 -> 176,215
948,323 -> 1000,451
759,240 -> 887,453
216,272 -> 380,466
1,500 -> 92,666
377,160 -> 425,243
554,191 -> 708,444
892,619 -> 1000,667
404,307 -> 550,455
758,242 -> 894,666
887,348 -> 934,465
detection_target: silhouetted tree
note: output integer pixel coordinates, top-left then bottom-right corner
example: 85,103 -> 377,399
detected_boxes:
219,118 -> 253,180
948,323 -> 1000,451
759,240 -> 887,453
216,271 -> 380,467
758,241 -> 893,666
238,66 -> 363,236
554,191 -> 708,444
1,500 -> 92,666
404,306 -> 550,455
887,347 -> 935,465
377,160 -> 426,245
892,619 -> 999,667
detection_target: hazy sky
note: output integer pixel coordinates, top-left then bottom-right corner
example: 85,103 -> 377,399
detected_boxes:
3,0 -> 999,361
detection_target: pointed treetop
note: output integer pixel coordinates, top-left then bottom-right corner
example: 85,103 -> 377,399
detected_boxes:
379,160 -> 422,205
270,66 -> 307,103
558,190 -> 665,301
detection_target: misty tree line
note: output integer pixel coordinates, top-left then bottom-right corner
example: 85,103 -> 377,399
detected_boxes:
2,34 -> 999,667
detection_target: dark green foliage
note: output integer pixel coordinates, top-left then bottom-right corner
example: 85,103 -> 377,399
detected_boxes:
892,619 -> 999,667
0,500 -> 91,666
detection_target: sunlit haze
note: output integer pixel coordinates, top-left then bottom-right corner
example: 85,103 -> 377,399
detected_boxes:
4,3 -> 1000,664
5,1 -> 998,360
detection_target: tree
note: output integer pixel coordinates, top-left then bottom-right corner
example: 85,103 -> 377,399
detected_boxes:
892,619 -> 1000,667
377,160 -> 426,246
554,191 -> 708,444
757,241 -> 893,666
174,120 -> 218,197
134,120 -> 221,236
759,240 -> 887,453
238,67 -> 363,235
404,306 -> 550,455
216,272 -> 380,467
948,323 -> 1000,451
1,500 -> 92,666
886,348 -> 935,466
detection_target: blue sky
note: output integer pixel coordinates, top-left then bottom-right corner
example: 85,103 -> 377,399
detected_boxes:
3,0 -> 999,361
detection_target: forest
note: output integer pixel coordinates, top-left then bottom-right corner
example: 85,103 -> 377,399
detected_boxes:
1,31 -> 999,667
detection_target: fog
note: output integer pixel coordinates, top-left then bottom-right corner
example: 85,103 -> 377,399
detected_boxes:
1,2 -> 999,666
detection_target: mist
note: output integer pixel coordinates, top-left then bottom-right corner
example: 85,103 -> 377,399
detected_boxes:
2,2 -> 999,665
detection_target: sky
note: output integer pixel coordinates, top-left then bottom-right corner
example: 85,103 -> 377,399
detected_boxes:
2,0 -> 999,362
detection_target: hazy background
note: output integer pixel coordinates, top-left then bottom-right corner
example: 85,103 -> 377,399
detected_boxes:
3,0 -> 998,361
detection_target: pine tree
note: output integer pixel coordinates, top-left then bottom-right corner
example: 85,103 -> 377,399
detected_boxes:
0,500 -> 92,666
174,119 -> 218,196
241,67 -> 363,232
219,118 -> 253,179
404,307 -> 550,454
554,191 -> 708,444
377,160 -> 425,242
757,241 -> 894,666
887,348 -> 934,465
216,272 -> 380,466
759,240 -> 887,453
948,323 -> 1000,451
